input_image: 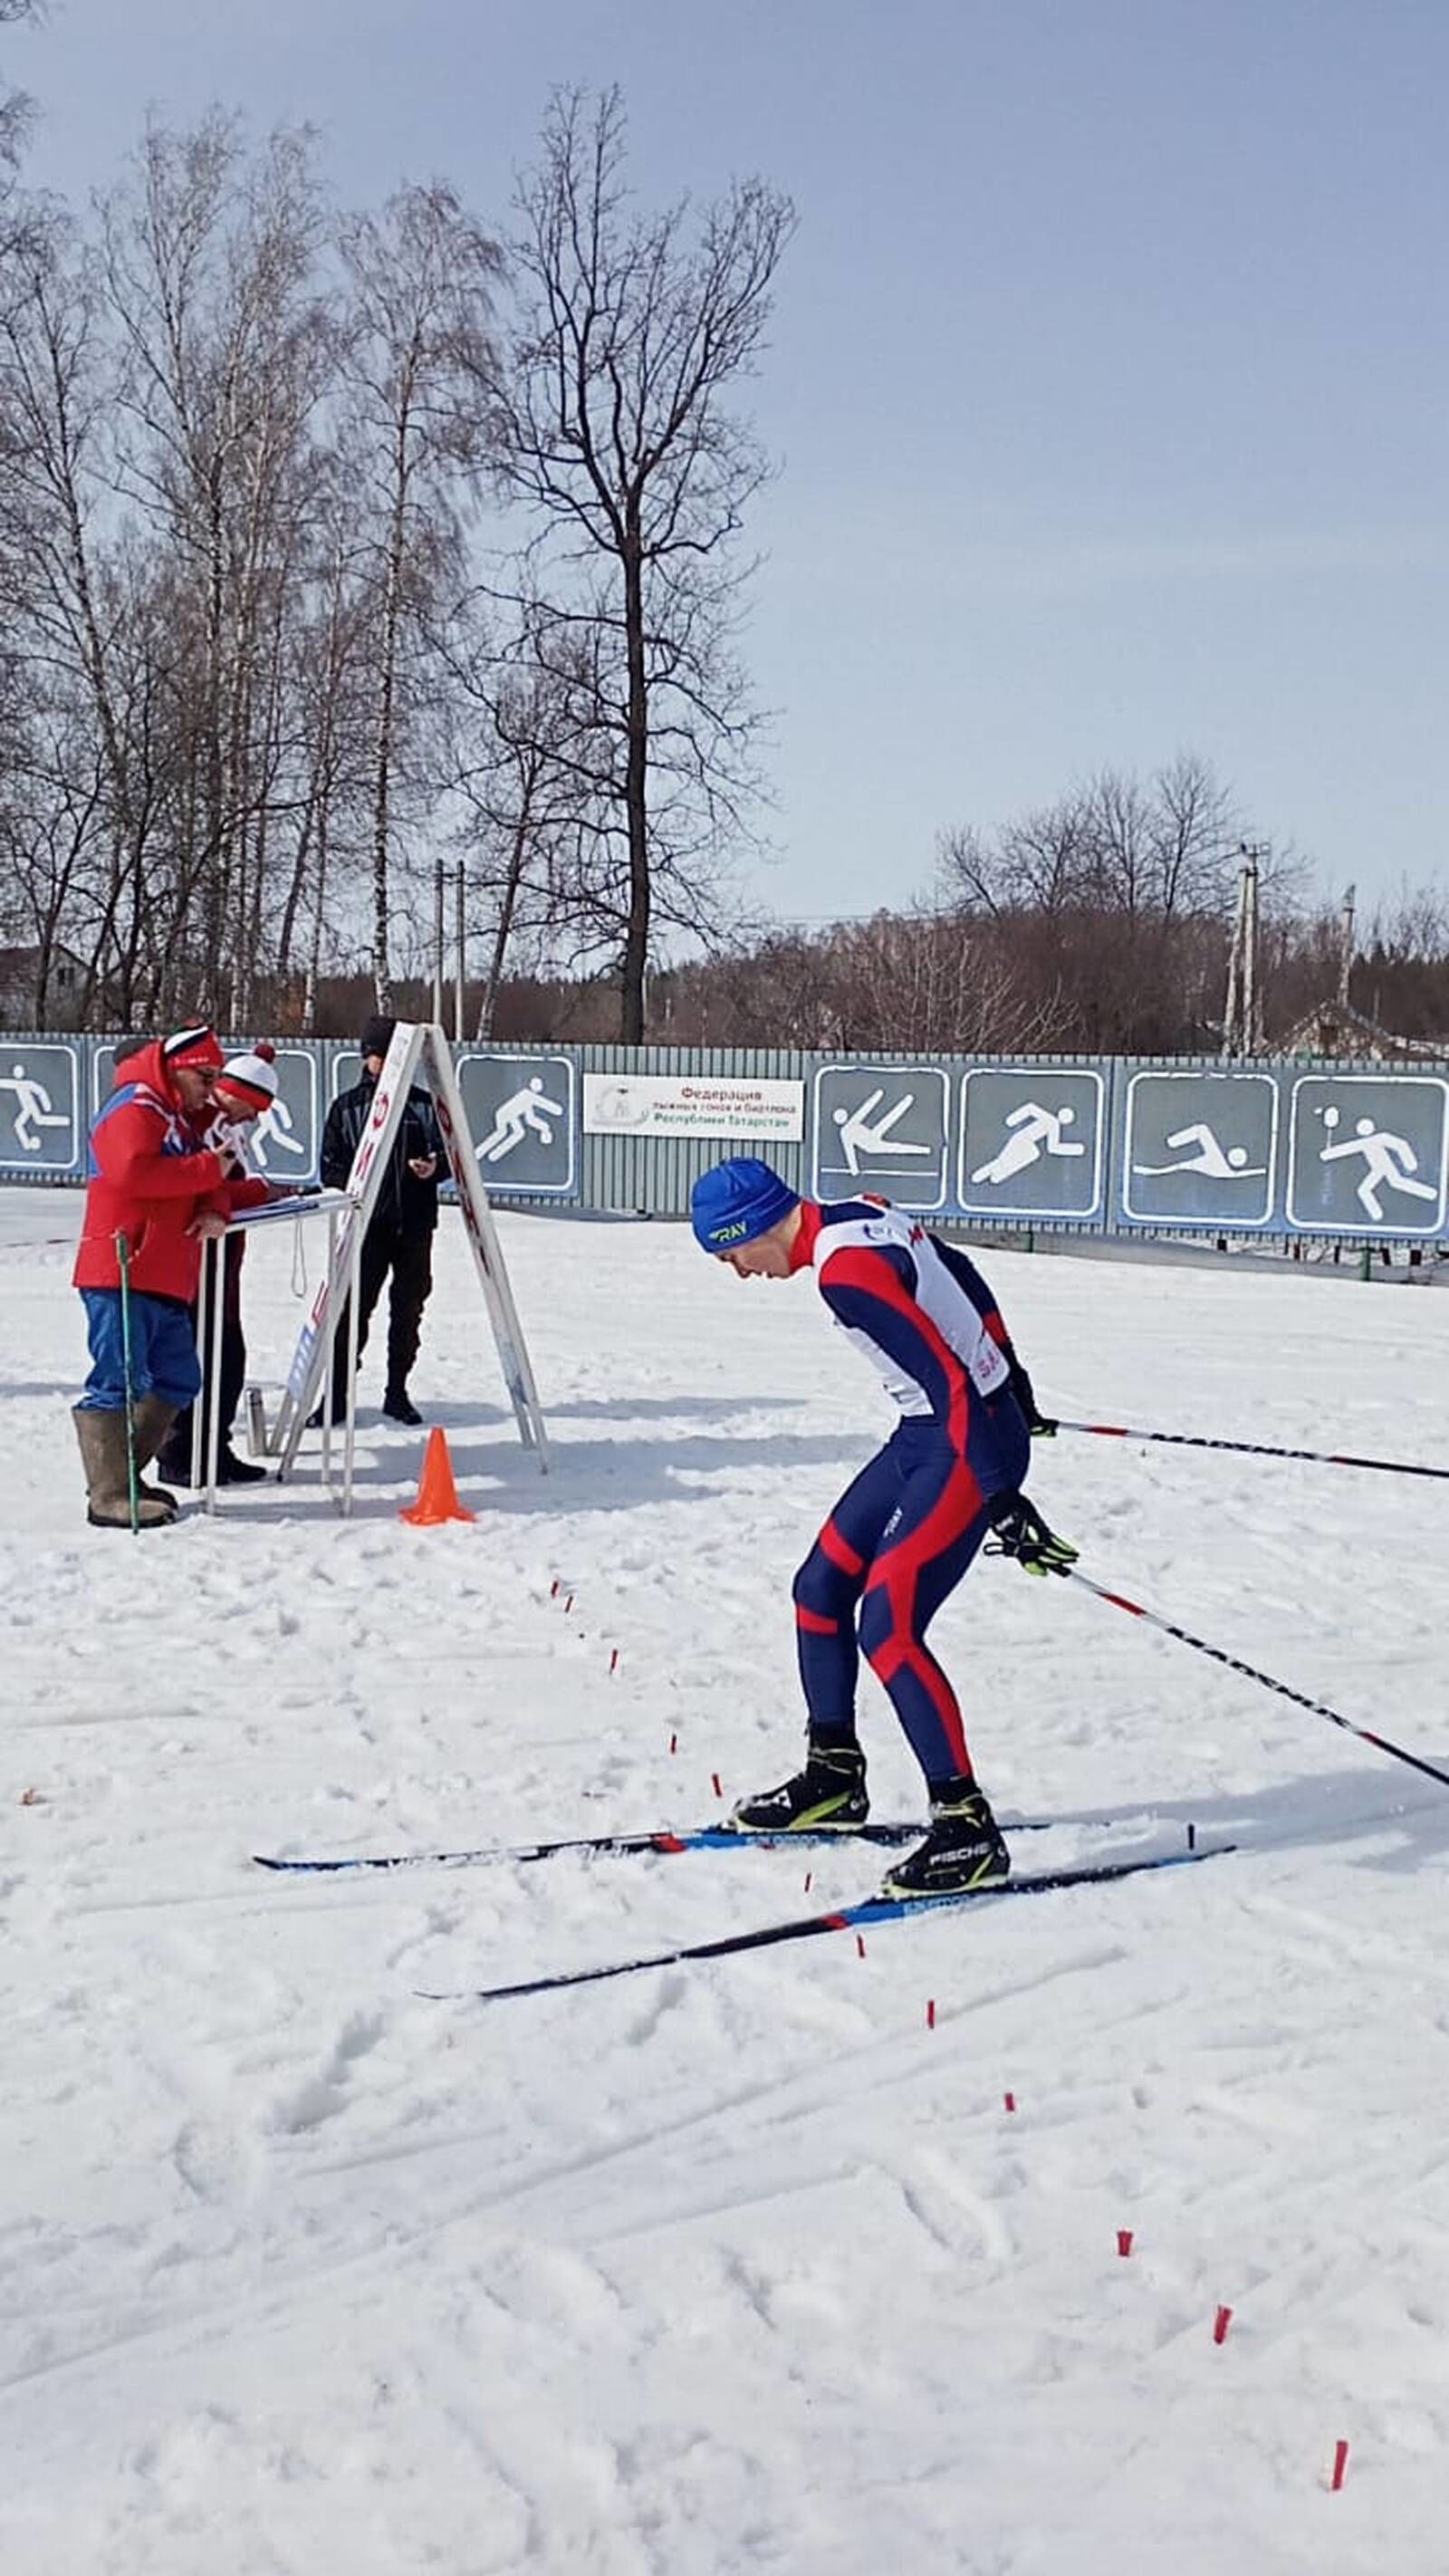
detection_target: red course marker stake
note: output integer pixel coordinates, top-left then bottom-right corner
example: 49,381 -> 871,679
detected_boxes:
856,1933 -> 867,1958
711,1771 -> 723,1800
1003,2091 -> 1016,2113
1117,2229 -> 1134,2258
1331,2439 -> 1349,2493
1214,2305 -> 1233,2345
669,1732 -> 678,1755
926,1997 -> 936,2030
609,1648 -> 619,1675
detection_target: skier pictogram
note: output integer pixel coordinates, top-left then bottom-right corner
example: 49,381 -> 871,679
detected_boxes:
478,1075 -> 566,1164
971,1101 -> 1087,1187
831,1090 -> 933,1177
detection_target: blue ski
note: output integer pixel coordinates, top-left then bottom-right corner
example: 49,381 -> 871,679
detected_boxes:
421,1839 -> 1235,2003
252,1815 -> 1081,1877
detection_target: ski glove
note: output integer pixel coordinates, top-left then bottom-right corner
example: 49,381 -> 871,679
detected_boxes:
985,1491 -> 1079,1577
1028,1412 -> 1059,1438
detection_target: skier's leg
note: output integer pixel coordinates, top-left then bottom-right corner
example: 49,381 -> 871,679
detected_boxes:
864,1473 -> 1012,1893
858,1447 -> 988,1789
861,1408 -> 1030,1896
792,1444 -> 906,1738
732,1447 -> 902,1833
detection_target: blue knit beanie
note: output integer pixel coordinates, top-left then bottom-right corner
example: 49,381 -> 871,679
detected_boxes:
690,1157 -> 800,1253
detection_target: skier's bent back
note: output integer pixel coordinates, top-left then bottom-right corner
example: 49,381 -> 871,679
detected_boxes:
689,1157 -> 1075,1898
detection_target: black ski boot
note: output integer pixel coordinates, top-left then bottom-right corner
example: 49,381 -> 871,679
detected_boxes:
879,1781 -> 1010,1898
383,1385 -> 423,1427
730,1738 -> 868,1834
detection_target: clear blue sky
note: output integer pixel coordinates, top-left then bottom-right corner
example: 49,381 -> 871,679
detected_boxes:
11,0 -> 1449,926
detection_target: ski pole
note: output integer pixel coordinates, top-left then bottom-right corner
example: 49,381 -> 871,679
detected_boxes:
1057,1419 -> 1449,1486
115,1229 -> 140,1538
1066,1566 -> 1449,1795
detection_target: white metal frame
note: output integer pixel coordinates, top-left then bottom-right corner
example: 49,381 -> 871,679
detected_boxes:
195,1189 -> 356,1515
262,1023 -> 548,1511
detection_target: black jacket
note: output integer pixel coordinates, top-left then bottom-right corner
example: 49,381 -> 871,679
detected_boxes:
321,1077 -> 445,1235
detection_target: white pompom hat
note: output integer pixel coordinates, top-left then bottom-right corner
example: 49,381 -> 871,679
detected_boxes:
215,1042 -> 279,1113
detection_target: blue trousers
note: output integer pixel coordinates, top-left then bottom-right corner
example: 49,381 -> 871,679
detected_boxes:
78,1288 -> 202,1413
792,1399 -> 1030,1789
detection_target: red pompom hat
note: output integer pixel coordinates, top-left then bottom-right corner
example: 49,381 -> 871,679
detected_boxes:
214,1041 -> 278,1113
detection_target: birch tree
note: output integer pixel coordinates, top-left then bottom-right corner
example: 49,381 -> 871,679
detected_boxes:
338,183 -> 500,1009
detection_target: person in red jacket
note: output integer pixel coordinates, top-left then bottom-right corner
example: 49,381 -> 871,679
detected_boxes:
72,1026 -> 231,1528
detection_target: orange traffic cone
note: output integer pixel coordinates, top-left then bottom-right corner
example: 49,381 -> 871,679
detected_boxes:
400,1427 -> 475,1526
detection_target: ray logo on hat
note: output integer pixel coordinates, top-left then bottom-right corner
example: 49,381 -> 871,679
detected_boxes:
690,1157 -> 800,1251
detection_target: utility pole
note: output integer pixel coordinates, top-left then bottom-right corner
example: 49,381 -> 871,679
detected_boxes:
1223,841 -> 1268,1057
432,858 -> 446,1028
1338,883 -> 1356,1006
454,860 -> 466,1043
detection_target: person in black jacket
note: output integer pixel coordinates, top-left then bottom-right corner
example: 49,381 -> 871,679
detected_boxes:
314,1015 -> 445,1426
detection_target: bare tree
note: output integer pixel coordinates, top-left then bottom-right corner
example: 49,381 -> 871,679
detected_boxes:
1144,750 -> 1238,915
338,183 -> 500,1010
494,86 -> 794,1040
431,592 -> 613,1033
99,115 -> 335,1014
0,0 -> 41,250
942,792 -> 1094,918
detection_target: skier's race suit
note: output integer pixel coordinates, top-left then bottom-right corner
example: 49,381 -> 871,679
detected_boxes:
788,1197 -> 1032,1787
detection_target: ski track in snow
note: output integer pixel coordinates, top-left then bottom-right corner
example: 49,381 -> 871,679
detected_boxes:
2,1188 -> 1448,2571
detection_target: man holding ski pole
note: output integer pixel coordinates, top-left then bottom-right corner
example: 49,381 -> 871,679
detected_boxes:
690,1158 -> 1074,1898
72,1028 -> 233,1528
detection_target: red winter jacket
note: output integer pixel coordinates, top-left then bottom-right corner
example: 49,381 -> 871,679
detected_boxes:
72,1042 -> 231,1302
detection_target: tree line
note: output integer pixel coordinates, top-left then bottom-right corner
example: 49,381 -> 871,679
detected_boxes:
476,759 -> 1449,1058
3,21 -> 1444,1061
0,53 -> 792,1040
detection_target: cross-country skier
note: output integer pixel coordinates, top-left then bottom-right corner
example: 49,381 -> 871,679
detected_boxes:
689,1157 -> 1074,1897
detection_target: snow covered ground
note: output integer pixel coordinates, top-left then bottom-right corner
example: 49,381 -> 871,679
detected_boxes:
3,1185 -> 1448,2575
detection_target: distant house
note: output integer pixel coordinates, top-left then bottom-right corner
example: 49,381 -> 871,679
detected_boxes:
1280,996 -> 1449,1064
0,945 -> 121,1033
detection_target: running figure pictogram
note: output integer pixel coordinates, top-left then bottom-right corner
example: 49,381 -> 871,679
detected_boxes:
971,1101 -> 1086,1187
1319,1108 -> 1438,1222
0,1062 -> 72,1153
251,1095 -> 307,1169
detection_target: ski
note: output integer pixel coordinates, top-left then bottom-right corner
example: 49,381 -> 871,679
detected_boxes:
250,1813 -> 1084,1877
258,1820 -> 957,1876
421,1839 -> 1235,2004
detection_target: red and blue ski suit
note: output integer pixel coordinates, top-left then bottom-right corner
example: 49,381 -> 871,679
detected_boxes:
790,1197 -> 1032,1789
72,1043 -> 231,1413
